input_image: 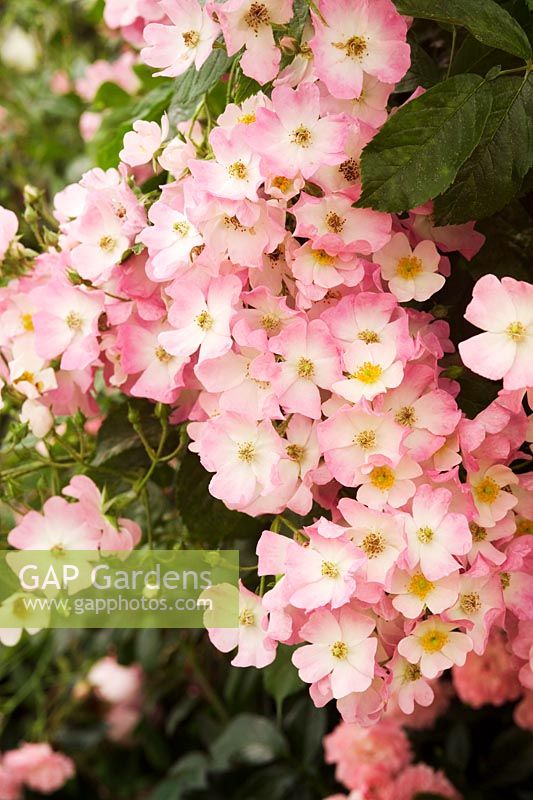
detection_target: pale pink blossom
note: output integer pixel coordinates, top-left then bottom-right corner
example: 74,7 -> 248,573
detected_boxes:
452,628 -> 522,708
120,114 -> 169,167
269,318 -> 341,419
398,617 -> 473,679
293,192 -> 392,256
211,0 -> 294,84
318,406 -> 404,487
207,582 -> 277,667
30,282 -> 104,370
190,412 -> 283,508
323,719 -> 411,793
380,763 -> 460,800
160,275 -> 241,362
459,275 -> 533,390
142,0 -> 220,78
309,0 -> 410,100
249,82 -> 347,180
373,232 -> 445,302
404,484 -> 471,581
293,606 -> 377,698
3,744 -> 74,794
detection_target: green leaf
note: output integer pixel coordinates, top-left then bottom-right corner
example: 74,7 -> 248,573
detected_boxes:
168,49 -> 233,123
92,81 -> 131,110
395,37 -> 441,93
358,74 -> 492,212
90,82 -> 173,169
176,449 -> 269,544
393,0 -> 532,60
210,713 -> 288,768
450,34 -> 517,77
263,646 -> 304,715
434,74 -> 533,223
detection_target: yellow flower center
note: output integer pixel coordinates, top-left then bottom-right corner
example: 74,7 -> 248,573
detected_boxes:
286,443 -> 305,462
403,663 -> 422,682
325,212 -> 345,234
228,160 -> 248,180
313,249 -> 336,267
224,214 -> 247,232
360,531 -> 386,558
182,30 -> 200,47
173,221 -> 190,237
290,125 -> 312,148
260,313 -> 281,333
321,560 -> 339,579
331,640 -> 348,659
407,572 -> 435,600
352,361 -> 383,384
155,345 -> 172,363
244,2 -> 270,31
196,310 -> 214,331
500,572 -> 511,590
357,329 -> 380,344
474,477 -> 500,505
21,313 -> 34,331
272,176 -> 291,193
396,256 -> 423,280
296,357 -> 315,379
354,429 -> 376,450
99,235 -> 116,253
66,311 -> 83,331
333,35 -> 367,60
459,591 -> 481,615
419,628 -> 448,653
417,526 -> 434,544
237,442 -> 256,463
239,608 -> 256,626
369,465 -> 395,491
395,405 -> 417,427
469,522 -> 487,542
506,321 -> 526,342
238,112 -> 256,125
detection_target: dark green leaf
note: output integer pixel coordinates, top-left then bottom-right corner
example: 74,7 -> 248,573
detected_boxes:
210,713 -> 288,768
92,401 -> 157,467
393,0 -> 532,60
358,75 -> 492,212
434,74 -> 533,223
450,34 -> 517,77
168,49 -> 233,123
263,645 -> 303,715
176,449 -> 268,544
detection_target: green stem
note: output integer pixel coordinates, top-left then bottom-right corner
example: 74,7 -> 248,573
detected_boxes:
446,26 -> 456,80
186,646 -> 228,722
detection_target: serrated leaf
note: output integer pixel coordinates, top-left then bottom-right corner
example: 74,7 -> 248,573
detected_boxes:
393,0 -> 532,60
358,74 -> 492,212
168,49 -> 233,123
434,74 -> 533,223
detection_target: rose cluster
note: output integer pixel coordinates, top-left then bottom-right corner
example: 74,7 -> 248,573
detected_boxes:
0,0 -> 532,731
